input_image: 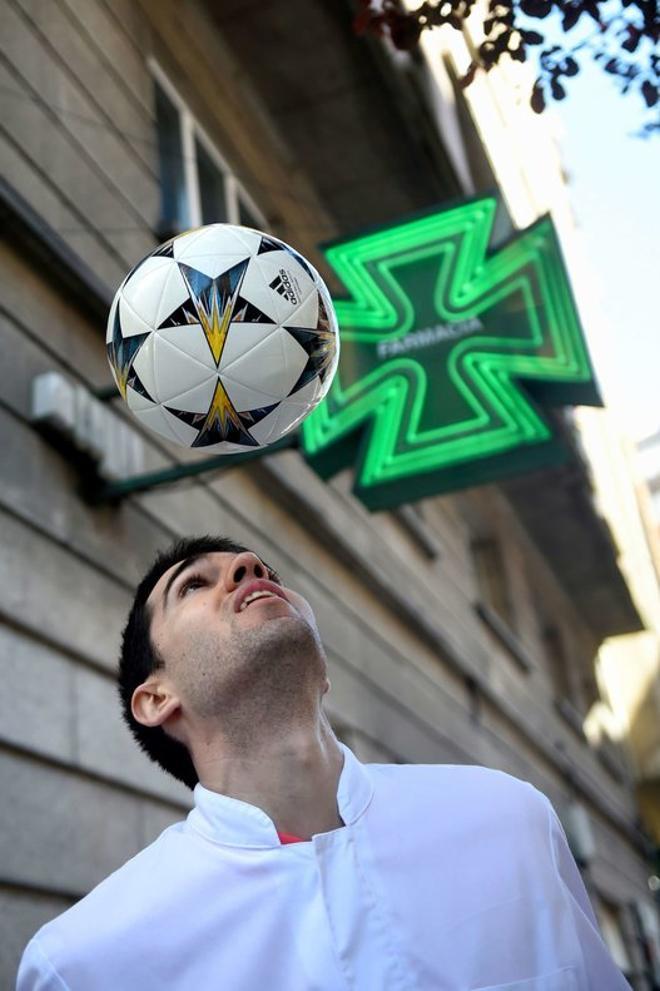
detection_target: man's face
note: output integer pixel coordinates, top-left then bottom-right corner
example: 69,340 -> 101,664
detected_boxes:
141,549 -> 328,731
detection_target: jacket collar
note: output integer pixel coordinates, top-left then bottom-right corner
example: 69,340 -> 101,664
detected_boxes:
186,741 -> 373,849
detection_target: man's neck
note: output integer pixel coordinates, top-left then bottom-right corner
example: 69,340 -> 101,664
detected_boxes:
195,721 -> 346,840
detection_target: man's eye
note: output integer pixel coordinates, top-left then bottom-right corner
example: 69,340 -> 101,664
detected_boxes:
179,574 -> 207,597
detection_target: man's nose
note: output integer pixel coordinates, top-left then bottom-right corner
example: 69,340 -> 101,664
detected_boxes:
226,552 -> 268,589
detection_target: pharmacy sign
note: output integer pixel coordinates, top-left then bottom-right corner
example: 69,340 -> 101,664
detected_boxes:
301,196 -> 600,511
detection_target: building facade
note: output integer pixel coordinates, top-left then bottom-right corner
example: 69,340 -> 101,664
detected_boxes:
1,0 -> 658,986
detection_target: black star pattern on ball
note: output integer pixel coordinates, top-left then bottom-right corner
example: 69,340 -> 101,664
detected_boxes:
165,378 -> 279,448
106,303 -> 153,401
257,235 -> 284,255
284,295 -> 336,396
156,259 -> 275,364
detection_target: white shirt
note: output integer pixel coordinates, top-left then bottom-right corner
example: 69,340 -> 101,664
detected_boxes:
17,742 -> 632,990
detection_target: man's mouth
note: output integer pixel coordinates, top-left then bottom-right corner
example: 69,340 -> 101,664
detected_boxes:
234,579 -> 288,613
239,589 -> 278,611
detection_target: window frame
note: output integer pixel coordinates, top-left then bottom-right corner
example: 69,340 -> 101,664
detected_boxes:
148,58 -> 266,231
471,537 -> 516,630
471,536 -> 535,671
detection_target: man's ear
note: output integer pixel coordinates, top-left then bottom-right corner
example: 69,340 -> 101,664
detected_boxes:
131,680 -> 180,728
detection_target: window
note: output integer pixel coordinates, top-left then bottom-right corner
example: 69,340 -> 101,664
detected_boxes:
154,82 -> 188,231
542,625 -> 572,702
472,537 -> 534,670
238,197 -> 262,229
465,674 -> 482,724
150,60 -> 265,238
196,138 -> 227,224
472,538 -> 515,629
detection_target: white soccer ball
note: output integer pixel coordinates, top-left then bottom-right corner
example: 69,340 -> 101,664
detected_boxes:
106,225 -> 339,452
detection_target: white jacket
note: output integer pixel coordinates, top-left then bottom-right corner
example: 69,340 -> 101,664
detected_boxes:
17,741 -> 632,990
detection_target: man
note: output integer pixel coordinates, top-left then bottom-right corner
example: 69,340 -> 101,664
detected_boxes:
18,535 -> 632,990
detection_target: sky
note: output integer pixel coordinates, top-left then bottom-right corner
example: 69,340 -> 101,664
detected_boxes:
544,56 -> 660,443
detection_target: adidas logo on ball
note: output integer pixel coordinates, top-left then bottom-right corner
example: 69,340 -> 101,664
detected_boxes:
269,269 -> 299,305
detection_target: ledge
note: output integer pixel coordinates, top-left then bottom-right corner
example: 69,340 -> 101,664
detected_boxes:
554,696 -> 587,743
393,505 -> 443,559
0,175 -> 114,325
596,738 -> 627,784
474,601 -> 534,672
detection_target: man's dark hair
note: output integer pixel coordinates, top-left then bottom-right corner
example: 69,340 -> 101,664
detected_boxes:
117,535 -> 277,791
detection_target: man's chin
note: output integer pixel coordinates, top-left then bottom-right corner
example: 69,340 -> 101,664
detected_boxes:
255,612 -> 313,637
237,605 -> 299,628
235,611 -> 320,650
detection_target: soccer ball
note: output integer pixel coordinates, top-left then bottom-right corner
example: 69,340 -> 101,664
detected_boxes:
106,225 -> 339,452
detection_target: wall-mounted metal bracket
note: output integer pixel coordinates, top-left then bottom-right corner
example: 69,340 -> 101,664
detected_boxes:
86,433 -> 299,504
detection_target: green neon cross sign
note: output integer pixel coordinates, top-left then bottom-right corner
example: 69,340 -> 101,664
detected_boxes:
301,196 -> 600,511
